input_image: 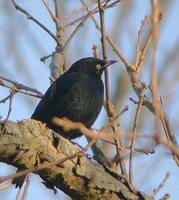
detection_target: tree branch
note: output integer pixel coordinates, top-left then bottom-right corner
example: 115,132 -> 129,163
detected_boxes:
0,120 -> 154,200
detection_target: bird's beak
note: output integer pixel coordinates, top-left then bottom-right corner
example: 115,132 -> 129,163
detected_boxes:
104,60 -> 118,68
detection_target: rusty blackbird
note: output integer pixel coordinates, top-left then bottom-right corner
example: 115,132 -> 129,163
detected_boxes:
12,57 -> 116,188
31,57 -> 117,139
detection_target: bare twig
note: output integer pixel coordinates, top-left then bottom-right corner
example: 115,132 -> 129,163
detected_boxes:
42,0 -> 62,39
0,76 -> 43,97
129,97 -> 139,104
161,139 -> 179,157
129,91 -> 144,183
63,0 -> 121,30
135,15 -> 150,68
126,146 -> 155,155
52,117 -> 120,144
152,172 -> 170,197
98,0 -> 109,103
2,90 -> 15,133
42,0 -> 66,78
40,52 -> 55,62
101,106 -> 128,131
54,0 -> 61,34
11,0 -> 59,44
16,187 -> 21,200
92,44 -> 98,58
63,5 -> 101,50
151,0 -> 160,106
107,36 -> 135,70
61,0 -> 98,20
159,193 -> 170,200
0,151 -> 83,184
0,80 -> 42,99
83,138 -> 97,152
42,0 -> 56,21
136,31 -> 152,71
0,182 -> 12,190
0,94 -> 12,104
151,0 -> 159,49
137,12 -> 163,71
97,0 -> 115,116
62,0 -> 121,46
21,174 -> 30,200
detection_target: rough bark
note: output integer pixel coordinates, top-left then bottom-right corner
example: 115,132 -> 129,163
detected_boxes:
0,120 -> 154,200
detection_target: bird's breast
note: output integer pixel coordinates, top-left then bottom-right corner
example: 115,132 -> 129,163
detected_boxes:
67,75 -> 104,126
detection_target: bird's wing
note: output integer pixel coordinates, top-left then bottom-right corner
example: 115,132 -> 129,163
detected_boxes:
31,72 -> 82,120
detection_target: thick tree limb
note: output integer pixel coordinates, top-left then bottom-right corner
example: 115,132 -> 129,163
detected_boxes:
0,120 -> 154,200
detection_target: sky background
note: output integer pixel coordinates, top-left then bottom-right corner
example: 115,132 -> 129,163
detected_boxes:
0,0 -> 179,199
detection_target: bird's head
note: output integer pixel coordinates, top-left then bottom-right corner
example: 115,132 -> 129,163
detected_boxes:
68,57 -> 117,77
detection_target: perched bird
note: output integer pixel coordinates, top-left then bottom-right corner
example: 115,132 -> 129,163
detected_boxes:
12,57 -> 116,188
31,57 -> 117,139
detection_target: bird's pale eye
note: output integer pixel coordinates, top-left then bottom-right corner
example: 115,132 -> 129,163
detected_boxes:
96,64 -> 101,70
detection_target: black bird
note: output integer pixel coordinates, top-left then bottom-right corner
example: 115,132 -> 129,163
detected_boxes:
31,57 -> 117,139
12,57 -> 116,188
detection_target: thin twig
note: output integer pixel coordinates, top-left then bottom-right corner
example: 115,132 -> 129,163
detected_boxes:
101,106 -> 128,131
42,0 -> 61,38
21,174 -> 30,200
11,0 -> 59,44
54,0 -> 61,34
107,36 -> 136,70
2,90 -> 15,133
53,117 -> 120,144
63,0 -> 121,30
129,97 -> 139,104
135,15 -> 150,68
40,52 -> 55,62
16,188 -> 21,200
61,0 -> 98,20
98,0 -> 109,102
129,91 -> 144,184
152,172 -> 170,197
151,0 -> 161,147
63,5 -> 101,50
137,12 -> 163,71
83,138 -> 97,152
42,0 -> 56,21
0,182 -> 12,190
0,94 -> 12,104
0,80 -> 42,99
0,76 -> 43,97
136,31 -> 152,71
92,44 -> 98,58
0,151 -> 83,184
97,0 -> 127,178
126,146 -> 155,155
159,193 -> 170,200
62,1 -> 110,49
